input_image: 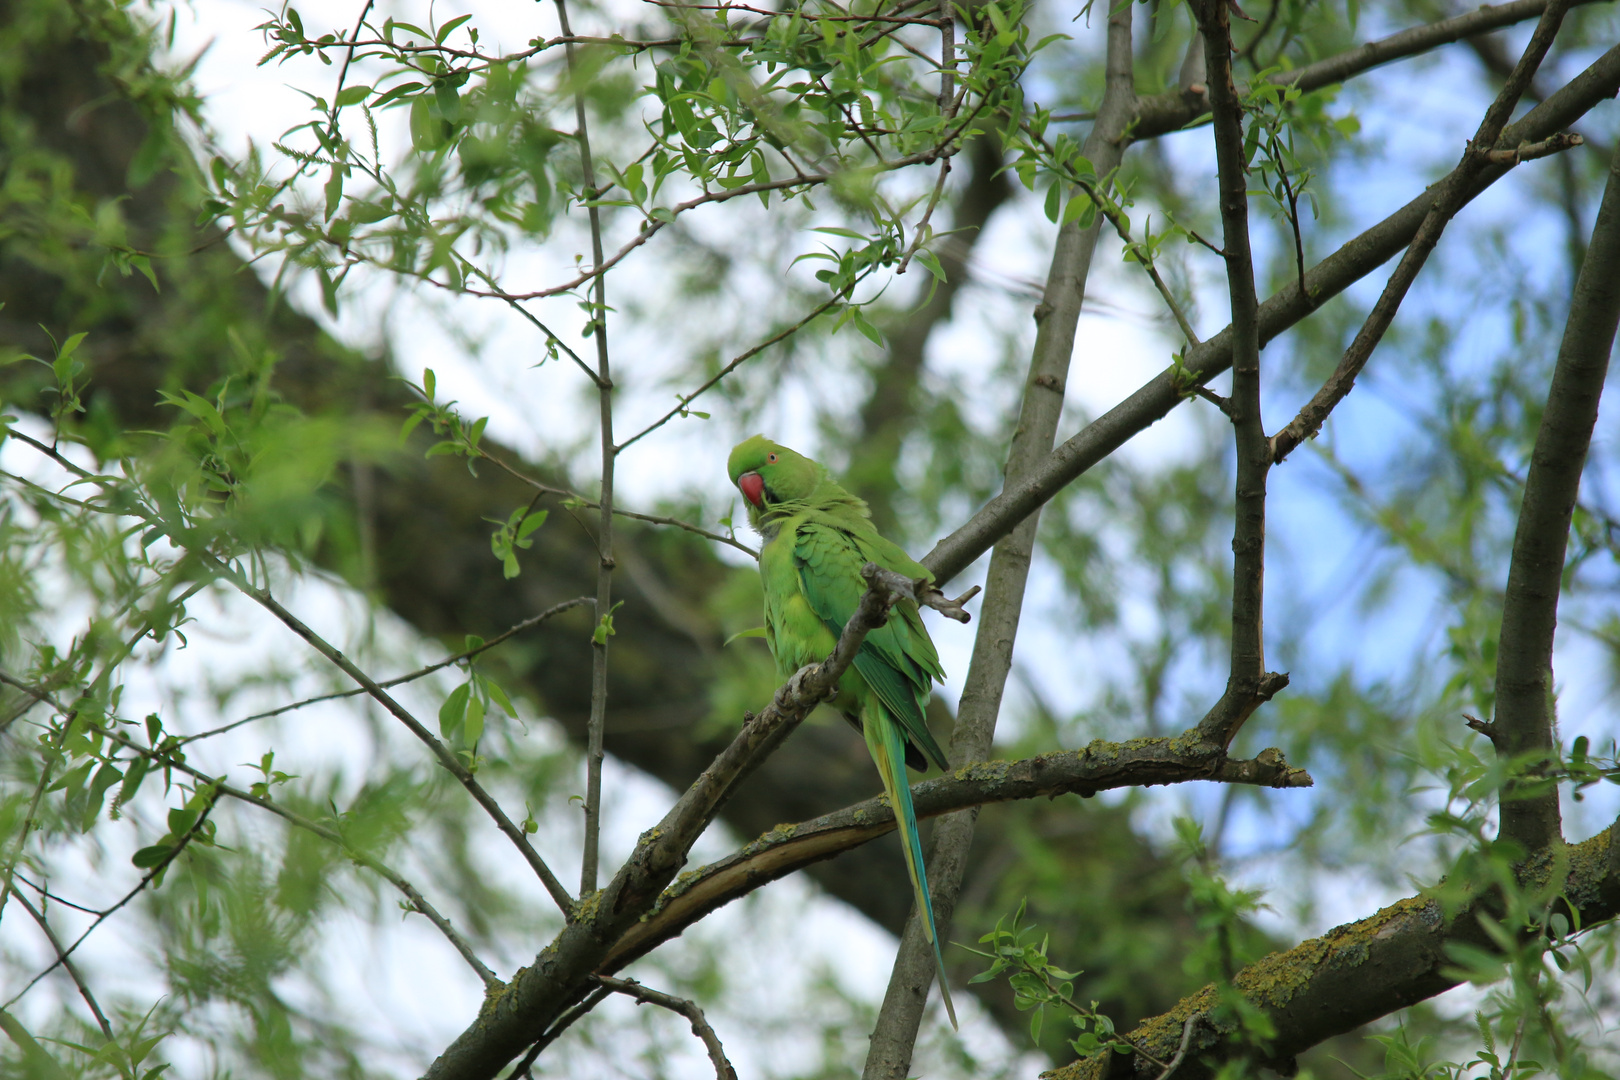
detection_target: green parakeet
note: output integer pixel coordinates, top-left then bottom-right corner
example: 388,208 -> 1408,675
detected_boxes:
727,435 -> 959,1029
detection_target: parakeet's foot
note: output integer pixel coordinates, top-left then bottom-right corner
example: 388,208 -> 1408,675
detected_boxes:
784,663 -> 835,707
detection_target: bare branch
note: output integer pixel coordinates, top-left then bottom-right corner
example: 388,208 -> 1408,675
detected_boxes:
198,554 -> 578,918
865,3 -> 1142,1072
2,782 -> 223,1012
1269,0 -> 1576,466
12,891 -> 116,1044
1131,0 -> 1611,140
554,0 -> 617,898
1485,131 -> 1585,163
0,675 -> 503,993
615,274 -> 875,455
175,597 -> 593,747
1190,0 -> 1279,749
591,977 -> 737,1080
1493,138 -> 1620,852
920,41 -> 1620,585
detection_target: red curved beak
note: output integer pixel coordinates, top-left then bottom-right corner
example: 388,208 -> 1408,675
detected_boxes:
738,471 -> 765,508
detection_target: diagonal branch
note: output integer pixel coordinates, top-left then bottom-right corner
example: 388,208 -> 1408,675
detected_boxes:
421,568 -> 929,1080
12,890 -> 116,1046
0,673 -> 503,994
1268,0 -> 1578,465
920,41 -> 1620,586
1131,0 -> 1612,140
175,597 -> 593,747
591,977 -> 737,1080
198,553 -> 578,918
1492,138 -> 1620,853
1048,818 -> 1620,1080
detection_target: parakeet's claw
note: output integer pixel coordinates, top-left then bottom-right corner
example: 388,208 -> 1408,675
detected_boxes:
784,663 -> 837,708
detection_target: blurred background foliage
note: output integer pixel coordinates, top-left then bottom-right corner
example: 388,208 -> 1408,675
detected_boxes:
1,0 -> 1619,1076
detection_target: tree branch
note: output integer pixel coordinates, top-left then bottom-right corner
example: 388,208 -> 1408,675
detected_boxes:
864,5 -> 1141,1073
603,742 -> 1311,972
174,597 -> 593,747
920,41 -> 1620,586
553,0 -> 617,898
199,554 -> 578,917
1493,137 -> 1620,853
1047,819 -> 1620,1080
591,977 -> 737,1080
1268,0 -> 1577,465
1131,0 -> 1612,141
12,890 -> 116,1045
0,672 -> 503,995
1190,0 -> 1280,749
421,568 -> 927,1080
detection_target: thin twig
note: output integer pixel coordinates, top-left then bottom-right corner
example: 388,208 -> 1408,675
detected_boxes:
592,976 -> 737,1080
1269,0 -> 1577,465
0,674 -> 503,991
554,0 -> 617,898
615,266 -> 879,454
174,597 -> 593,747
1155,1015 -> 1199,1080
515,987 -> 613,1078
1,783 -> 224,1012
197,553 -> 578,917
13,891 -> 117,1045
472,451 -> 756,555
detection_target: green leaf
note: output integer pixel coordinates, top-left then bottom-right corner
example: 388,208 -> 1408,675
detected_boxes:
1062,191 -> 1092,227
517,509 -> 549,542
132,843 -> 176,869
1044,179 -> 1062,224
436,14 -> 474,42
334,84 -> 372,107
439,682 -> 471,739
913,249 -> 946,282
484,677 -> 518,718
324,164 -> 345,221
722,626 -> 769,647
463,693 -> 485,746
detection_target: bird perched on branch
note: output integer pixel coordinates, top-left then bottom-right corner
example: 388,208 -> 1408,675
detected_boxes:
727,434 -> 959,1029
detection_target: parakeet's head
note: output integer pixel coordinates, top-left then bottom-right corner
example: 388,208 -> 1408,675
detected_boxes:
727,436 -> 822,513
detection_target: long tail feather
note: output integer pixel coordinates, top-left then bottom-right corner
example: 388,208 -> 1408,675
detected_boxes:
863,704 -> 959,1030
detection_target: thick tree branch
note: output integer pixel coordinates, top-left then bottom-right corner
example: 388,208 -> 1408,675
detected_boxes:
864,5 -> 1141,1073
1048,820 -> 1620,1080
602,748 -> 1308,977
921,42 -> 1620,586
1131,0 -> 1612,141
602,740 -> 1311,971
1493,138 -> 1620,852
1268,0 -> 1577,465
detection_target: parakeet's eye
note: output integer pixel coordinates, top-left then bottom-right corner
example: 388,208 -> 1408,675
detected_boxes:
766,452 -> 778,463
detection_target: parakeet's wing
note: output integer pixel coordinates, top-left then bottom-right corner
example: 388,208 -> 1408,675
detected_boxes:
792,521 -> 950,772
